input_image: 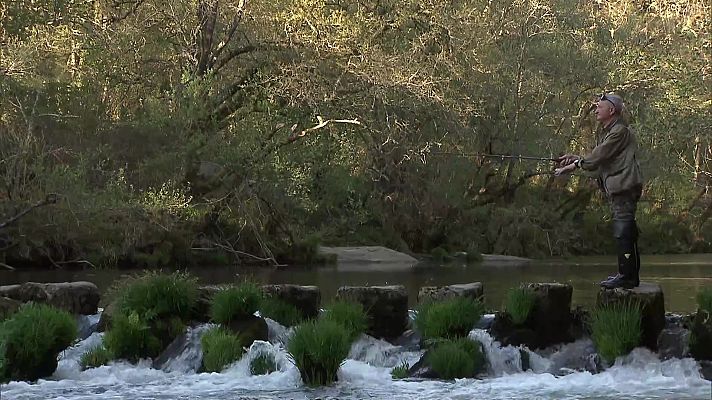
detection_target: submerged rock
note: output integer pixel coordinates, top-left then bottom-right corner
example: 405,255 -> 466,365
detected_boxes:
657,327 -> 691,360
0,281 -> 100,315
336,285 -> 408,341
226,315 -> 268,348
417,282 -> 484,304
597,282 -> 665,350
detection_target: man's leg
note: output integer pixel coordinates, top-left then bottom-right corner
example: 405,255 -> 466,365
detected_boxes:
601,189 -> 641,289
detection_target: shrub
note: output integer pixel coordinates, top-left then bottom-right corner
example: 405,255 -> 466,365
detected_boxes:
0,303 -> 77,381
260,297 -> 303,327
287,319 -> 351,386
80,346 -> 114,370
697,287 -> 712,313
250,352 -> 277,375
505,287 -> 537,325
104,312 -> 162,362
390,361 -> 410,379
415,297 -> 485,339
590,300 -> 642,364
427,338 -> 486,380
211,283 -> 263,324
201,327 -> 244,373
112,271 -> 199,321
321,300 -> 368,341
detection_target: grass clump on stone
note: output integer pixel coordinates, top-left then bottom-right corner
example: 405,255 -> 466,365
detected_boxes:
427,338 -> 486,380
321,300 -> 368,341
260,297 -> 303,327
104,312 -> 162,362
80,346 -> 114,369
505,287 -> 537,325
287,319 -> 351,386
0,303 -> 77,381
590,299 -> 642,364
415,297 -> 485,339
201,327 -> 244,372
390,360 -> 410,379
697,287 -> 712,313
113,271 -> 199,321
211,283 -> 263,324
250,352 -> 277,375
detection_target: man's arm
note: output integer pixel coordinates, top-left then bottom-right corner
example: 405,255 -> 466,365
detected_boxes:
578,125 -> 628,171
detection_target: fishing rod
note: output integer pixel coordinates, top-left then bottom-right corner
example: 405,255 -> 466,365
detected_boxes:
429,152 -> 559,162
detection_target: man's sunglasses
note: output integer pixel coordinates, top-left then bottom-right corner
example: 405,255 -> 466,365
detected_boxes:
598,94 -> 616,108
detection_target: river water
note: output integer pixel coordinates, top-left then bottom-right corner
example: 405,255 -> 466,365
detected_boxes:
1,254 -> 711,399
1,315 -> 709,400
1,253 -> 710,312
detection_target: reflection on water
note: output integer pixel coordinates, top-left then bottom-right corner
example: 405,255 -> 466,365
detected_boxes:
0,254 -> 710,312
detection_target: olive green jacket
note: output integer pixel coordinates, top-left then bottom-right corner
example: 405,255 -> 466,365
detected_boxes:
580,119 -> 644,195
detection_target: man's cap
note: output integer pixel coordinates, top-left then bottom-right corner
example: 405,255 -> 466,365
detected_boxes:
601,93 -> 624,114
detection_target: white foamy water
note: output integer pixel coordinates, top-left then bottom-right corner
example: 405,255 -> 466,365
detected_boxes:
1,325 -> 709,400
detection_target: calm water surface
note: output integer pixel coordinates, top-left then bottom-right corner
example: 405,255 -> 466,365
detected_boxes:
1,253 -> 710,312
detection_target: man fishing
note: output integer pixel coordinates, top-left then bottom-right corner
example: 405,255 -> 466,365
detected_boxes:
555,93 -> 644,289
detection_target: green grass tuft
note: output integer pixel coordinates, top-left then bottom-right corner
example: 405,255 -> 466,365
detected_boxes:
287,319 -> 351,386
201,327 -> 244,373
697,287 -> 712,314
321,300 -> 368,341
80,346 -> 114,369
505,287 -> 537,325
390,360 -> 410,379
0,303 -> 77,381
260,297 -> 303,327
415,297 -> 485,339
104,312 -> 162,362
210,283 -> 263,324
426,338 -> 486,380
590,300 -> 642,364
250,352 -> 277,375
112,271 -> 199,321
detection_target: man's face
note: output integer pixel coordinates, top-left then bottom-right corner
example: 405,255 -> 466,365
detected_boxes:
595,99 -> 615,122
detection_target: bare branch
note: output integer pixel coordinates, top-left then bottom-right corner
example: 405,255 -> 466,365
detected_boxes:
0,194 -> 59,230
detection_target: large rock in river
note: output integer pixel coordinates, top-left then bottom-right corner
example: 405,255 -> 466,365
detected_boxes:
0,281 -> 100,315
597,282 -> 665,350
336,285 -> 409,341
418,282 -> 484,304
262,284 -> 321,319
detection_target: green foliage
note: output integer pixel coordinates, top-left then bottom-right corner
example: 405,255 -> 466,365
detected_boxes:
260,298 -> 303,327
590,300 -> 642,364
211,283 -> 263,324
250,352 -> 277,375
112,271 -> 199,321
696,287 -> 712,314
80,346 -> 114,370
505,287 -> 537,325
0,303 -> 77,381
104,312 -> 162,362
201,327 -> 244,373
427,338 -> 486,380
321,300 -> 368,342
390,361 -> 410,379
415,297 -> 485,340
287,319 -> 351,386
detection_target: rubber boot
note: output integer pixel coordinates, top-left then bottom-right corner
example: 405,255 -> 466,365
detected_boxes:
601,220 -> 639,289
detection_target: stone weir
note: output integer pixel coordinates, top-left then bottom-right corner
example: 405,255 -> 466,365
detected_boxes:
1,280 -> 700,368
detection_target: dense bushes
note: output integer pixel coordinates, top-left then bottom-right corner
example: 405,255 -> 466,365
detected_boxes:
321,301 -> 368,341
590,300 -> 642,363
80,346 -> 114,370
415,297 -> 485,339
104,312 -> 162,362
505,288 -> 537,325
427,338 -> 487,380
211,283 -> 263,324
260,297 -> 303,327
0,303 -> 77,381
201,327 -> 245,373
287,319 -> 351,386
